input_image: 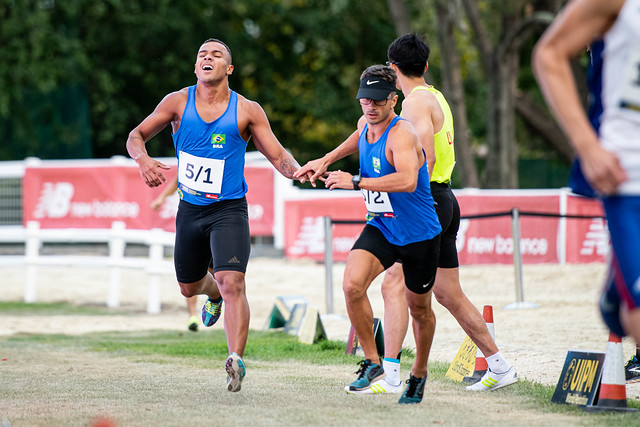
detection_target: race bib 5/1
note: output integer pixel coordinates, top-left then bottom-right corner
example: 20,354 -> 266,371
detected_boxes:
178,151 -> 225,194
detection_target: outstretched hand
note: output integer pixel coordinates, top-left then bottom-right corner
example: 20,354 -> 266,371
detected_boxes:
295,169 -> 316,185
294,158 -> 330,187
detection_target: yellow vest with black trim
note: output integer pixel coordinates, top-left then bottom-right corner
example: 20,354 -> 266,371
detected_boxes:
404,85 -> 456,183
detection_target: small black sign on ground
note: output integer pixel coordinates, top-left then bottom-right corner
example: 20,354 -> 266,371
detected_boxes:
551,350 -> 605,407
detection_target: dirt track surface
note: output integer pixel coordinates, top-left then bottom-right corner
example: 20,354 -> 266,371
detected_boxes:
2,258 -> 639,401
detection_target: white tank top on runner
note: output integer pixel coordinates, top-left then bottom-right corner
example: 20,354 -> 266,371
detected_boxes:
601,0 -> 640,194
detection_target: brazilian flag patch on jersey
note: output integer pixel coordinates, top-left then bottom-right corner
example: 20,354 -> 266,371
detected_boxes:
372,157 -> 381,174
211,133 -> 226,145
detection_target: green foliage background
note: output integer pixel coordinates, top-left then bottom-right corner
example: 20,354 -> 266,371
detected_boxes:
0,0 -> 396,172
0,0 -> 576,187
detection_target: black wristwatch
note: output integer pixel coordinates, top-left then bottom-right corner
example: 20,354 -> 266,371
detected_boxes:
352,172 -> 362,190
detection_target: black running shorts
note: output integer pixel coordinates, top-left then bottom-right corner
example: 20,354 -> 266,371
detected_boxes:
431,182 -> 460,269
174,197 -> 251,283
352,224 -> 440,294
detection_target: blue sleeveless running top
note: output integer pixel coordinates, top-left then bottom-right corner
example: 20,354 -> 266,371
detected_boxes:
358,116 -> 441,246
172,86 -> 248,205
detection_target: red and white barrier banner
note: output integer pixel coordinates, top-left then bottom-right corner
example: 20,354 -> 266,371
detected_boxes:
284,190 -> 607,264
244,167 -> 275,236
22,164 -> 275,235
21,160 -> 607,265
284,194 -> 367,261
564,195 -> 608,263
456,192 -> 560,264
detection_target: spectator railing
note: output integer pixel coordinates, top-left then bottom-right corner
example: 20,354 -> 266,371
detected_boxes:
0,221 -> 175,313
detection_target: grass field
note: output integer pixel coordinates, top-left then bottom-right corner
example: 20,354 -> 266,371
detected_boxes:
1,302 -> 640,426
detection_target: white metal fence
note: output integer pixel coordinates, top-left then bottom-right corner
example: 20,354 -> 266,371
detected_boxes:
0,220 -> 175,313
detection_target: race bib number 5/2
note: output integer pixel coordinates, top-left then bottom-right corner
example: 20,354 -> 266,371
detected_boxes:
361,189 -> 394,214
178,151 -> 225,194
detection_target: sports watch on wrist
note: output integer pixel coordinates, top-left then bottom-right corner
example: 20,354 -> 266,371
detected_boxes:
352,172 -> 362,190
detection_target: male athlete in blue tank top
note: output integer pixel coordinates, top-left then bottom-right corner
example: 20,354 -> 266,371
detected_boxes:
299,64 -> 441,404
173,86 -> 248,204
127,38 -> 308,393
358,115 -> 440,245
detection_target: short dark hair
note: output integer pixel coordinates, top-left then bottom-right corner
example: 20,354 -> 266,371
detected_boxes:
202,38 -> 232,63
360,64 -> 397,87
387,33 -> 430,78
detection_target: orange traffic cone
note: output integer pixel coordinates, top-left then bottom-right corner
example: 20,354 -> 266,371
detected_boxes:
463,305 -> 494,384
585,332 -> 637,412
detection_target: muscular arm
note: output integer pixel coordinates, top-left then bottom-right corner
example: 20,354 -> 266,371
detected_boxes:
127,91 -> 185,187
325,122 -> 421,193
532,0 -> 627,195
401,95 -> 437,180
243,100 -> 304,180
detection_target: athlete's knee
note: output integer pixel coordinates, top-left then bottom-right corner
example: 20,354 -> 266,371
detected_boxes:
343,278 -> 367,302
214,271 -> 246,297
384,263 -> 404,282
432,271 -> 462,308
407,292 -> 432,315
179,282 -> 201,298
411,305 -> 435,327
433,285 -> 456,308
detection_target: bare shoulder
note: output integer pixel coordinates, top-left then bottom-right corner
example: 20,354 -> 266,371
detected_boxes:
356,115 -> 367,135
391,118 -> 419,141
236,93 -> 265,116
403,89 -> 440,114
157,87 -> 189,114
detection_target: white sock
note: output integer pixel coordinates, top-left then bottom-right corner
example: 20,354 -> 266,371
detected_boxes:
486,351 -> 511,374
383,358 -> 401,385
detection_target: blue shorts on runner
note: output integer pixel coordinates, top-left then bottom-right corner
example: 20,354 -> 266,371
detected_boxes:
599,195 -> 640,337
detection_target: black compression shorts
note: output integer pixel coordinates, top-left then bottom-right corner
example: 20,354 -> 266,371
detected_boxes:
174,197 -> 251,283
352,224 -> 440,294
431,182 -> 460,269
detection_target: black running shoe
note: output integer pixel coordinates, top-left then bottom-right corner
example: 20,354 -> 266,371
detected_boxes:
625,355 -> 640,383
398,373 -> 427,404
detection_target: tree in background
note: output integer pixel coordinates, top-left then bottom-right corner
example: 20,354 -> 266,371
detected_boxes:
0,0 -> 583,189
386,0 -> 479,188
0,0 -> 92,159
0,0 -> 395,174
390,0 -> 577,189
433,1 -> 479,188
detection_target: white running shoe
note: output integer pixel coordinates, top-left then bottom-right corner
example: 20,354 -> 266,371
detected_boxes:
225,353 -> 246,392
344,378 -> 403,394
466,367 -> 517,391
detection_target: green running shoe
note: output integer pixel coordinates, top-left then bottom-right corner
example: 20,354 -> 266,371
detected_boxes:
202,297 -> 223,327
187,316 -> 198,332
